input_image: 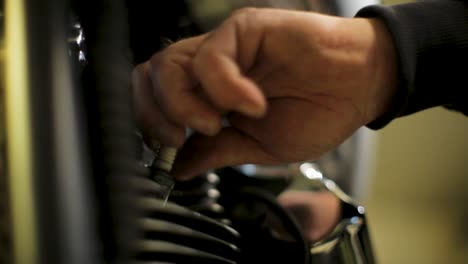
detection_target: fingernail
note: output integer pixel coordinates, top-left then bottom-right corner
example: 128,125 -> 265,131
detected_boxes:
189,117 -> 219,135
238,103 -> 264,117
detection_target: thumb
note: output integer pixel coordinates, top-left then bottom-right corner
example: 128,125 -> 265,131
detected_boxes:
171,127 -> 279,180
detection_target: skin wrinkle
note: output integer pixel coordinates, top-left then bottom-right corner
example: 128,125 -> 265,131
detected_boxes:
150,46 -> 221,135
230,126 -> 281,165
168,57 -> 197,89
270,94 -> 348,116
229,112 -> 321,163
236,9 -> 265,73
297,58 -> 370,125
225,113 -> 270,159
254,60 -> 364,126
249,30 -> 366,116
230,95 -> 351,162
268,97 -> 349,146
310,44 -> 372,125
234,14 -> 244,70
133,67 -> 184,146
249,62 -> 287,94
211,54 -> 249,110
150,61 -> 177,111
237,35 -> 365,159
194,46 -> 230,110
244,14 -> 307,90
132,8 -> 398,179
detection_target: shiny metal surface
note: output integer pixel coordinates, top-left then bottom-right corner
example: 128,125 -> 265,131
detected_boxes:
239,161 -> 376,263
67,16 -> 87,69
293,164 -> 375,264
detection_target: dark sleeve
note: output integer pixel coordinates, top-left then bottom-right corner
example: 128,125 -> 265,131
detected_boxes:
355,0 -> 468,129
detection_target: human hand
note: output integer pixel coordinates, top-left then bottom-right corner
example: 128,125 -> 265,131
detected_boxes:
132,8 -> 397,179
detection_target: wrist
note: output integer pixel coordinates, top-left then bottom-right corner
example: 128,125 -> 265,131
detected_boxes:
319,16 -> 398,126
364,18 -> 398,124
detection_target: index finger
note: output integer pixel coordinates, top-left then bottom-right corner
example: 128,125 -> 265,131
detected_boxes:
192,9 -> 267,118
147,35 -> 223,136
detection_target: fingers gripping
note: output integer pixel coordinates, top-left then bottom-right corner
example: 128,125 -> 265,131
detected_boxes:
192,9 -> 267,118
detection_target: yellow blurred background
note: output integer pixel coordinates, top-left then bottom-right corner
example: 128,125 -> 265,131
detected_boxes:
366,107 -> 468,263
366,2 -> 468,263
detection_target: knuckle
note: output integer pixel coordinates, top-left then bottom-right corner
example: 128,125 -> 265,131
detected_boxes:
149,52 -> 165,69
132,62 -> 145,74
229,7 -> 259,28
131,64 -> 149,97
226,7 -> 261,44
192,47 -> 214,68
231,7 -> 258,20
132,63 -> 147,80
